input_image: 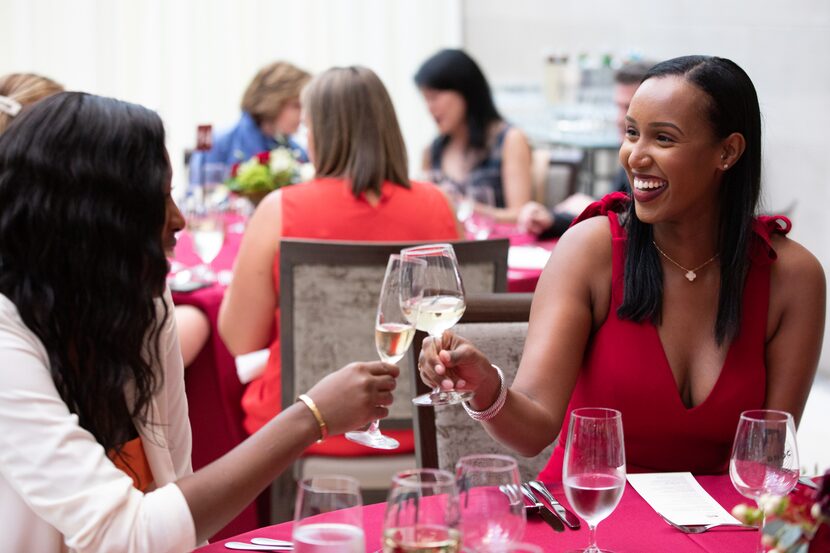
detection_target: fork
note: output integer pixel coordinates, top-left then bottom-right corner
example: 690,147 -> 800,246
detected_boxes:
660,515 -> 757,534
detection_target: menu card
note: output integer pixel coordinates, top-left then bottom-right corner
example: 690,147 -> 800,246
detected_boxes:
627,472 -> 742,526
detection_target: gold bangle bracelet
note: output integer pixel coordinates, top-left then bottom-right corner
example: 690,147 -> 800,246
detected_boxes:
297,394 -> 328,443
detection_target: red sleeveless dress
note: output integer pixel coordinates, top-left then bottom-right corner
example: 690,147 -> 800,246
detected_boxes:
241,177 -> 458,455
538,193 -> 790,482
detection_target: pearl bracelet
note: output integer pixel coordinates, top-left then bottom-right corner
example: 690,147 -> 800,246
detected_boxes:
463,365 -> 507,421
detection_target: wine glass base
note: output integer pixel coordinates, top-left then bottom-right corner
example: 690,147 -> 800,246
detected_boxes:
564,549 -> 616,553
344,430 -> 400,450
412,389 -> 474,406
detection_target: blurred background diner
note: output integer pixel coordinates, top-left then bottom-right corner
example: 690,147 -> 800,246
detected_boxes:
3,0 -> 829,543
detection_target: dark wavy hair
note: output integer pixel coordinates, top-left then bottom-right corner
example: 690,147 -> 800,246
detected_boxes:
618,56 -> 762,345
414,48 -> 502,150
0,92 -> 170,452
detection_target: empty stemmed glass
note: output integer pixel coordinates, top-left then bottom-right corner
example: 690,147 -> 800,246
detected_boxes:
456,454 -> 526,552
345,254 -> 426,449
400,243 -> 468,406
382,468 -> 461,552
729,409 -> 800,553
562,408 -> 626,553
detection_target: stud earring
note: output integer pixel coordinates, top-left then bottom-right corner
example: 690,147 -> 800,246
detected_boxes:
723,163 -> 729,169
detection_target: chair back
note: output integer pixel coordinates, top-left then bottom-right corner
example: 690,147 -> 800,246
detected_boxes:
280,238 -> 509,427
411,292 -> 555,482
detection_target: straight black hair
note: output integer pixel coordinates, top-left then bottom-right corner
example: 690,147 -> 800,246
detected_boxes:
618,55 -> 762,345
414,48 -> 502,150
0,92 -> 170,452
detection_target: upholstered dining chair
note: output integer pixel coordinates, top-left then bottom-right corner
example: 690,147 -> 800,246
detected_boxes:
274,238 -> 509,521
410,292 -> 555,482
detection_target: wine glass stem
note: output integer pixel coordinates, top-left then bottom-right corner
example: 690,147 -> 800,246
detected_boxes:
755,510 -> 766,553
366,419 -> 381,436
586,523 -> 599,552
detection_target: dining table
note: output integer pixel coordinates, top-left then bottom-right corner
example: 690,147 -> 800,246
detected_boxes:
194,474 -> 759,552
170,220 -> 554,539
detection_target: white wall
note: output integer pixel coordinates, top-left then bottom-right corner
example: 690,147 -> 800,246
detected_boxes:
464,0 -> 830,373
1,0 -> 462,190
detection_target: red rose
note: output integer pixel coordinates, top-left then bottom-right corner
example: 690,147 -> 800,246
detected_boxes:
231,162 -> 241,178
256,151 -> 270,164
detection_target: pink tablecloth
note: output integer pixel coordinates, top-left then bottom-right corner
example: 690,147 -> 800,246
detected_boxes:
194,475 -> 758,553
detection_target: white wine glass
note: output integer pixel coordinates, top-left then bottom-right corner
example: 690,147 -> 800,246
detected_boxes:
562,407 -> 626,553
183,189 -> 226,283
345,254 -> 426,449
465,186 -> 497,240
456,454 -> 526,552
382,468 -> 461,552
400,243 -> 468,407
729,409 -> 799,553
292,475 -> 365,553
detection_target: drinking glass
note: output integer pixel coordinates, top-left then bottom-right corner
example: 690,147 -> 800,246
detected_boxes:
399,243 -> 468,406
729,409 -> 799,553
292,475 -> 365,553
183,188 -> 226,283
456,454 -> 526,552
382,468 -> 461,553
465,186 -> 497,240
562,407 -> 626,553
345,254 -> 426,449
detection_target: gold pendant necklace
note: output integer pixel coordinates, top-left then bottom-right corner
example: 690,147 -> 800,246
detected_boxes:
652,240 -> 719,282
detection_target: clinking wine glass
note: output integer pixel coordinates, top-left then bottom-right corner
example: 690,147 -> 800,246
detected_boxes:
729,409 -> 799,553
345,254 -> 426,449
562,407 -> 626,553
400,243 -> 468,407
456,454 -> 526,552
382,468 -> 461,553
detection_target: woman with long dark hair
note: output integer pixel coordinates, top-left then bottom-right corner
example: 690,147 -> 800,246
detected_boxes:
415,48 -> 533,223
0,92 -> 398,552
417,56 -> 825,480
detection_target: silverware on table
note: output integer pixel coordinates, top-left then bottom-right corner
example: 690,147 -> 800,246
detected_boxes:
249,539 -> 293,547
520,483 -> 565,532
659,515 -> 757,534
528,480 -> 581,530
223,541 -> 293,551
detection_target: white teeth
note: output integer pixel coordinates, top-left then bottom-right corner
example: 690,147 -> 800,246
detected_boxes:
633,177 -> 667,190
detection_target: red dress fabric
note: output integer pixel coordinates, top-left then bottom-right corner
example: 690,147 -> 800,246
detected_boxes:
241,177 -> 458,455
539,193 -> 790,482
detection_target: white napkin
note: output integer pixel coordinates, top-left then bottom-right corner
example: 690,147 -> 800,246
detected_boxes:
627,472 -> 742,526
235,348 -> 270,384
508,245 -> 552,270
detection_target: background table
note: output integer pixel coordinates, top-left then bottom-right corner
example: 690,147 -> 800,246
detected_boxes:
194,475 -> 758,553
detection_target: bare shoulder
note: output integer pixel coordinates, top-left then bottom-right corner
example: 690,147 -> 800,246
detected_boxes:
551,215 -> 613,269
769,234 -> 825,291
503,126 -> 530,150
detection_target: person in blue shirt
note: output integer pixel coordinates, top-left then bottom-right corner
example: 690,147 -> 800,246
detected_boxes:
189,61 -> 311,183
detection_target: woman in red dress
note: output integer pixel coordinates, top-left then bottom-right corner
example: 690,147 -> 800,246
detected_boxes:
418,55 -> 825,480
219,66 -> 462,436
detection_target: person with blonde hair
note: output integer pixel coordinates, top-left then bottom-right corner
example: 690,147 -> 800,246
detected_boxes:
0,72 -> 63,134
189,61 -> 311,176
220,65 -> 463,437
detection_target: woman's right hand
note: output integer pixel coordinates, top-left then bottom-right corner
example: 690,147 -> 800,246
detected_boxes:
418,331 -> 498,400
305,361 -> 399,436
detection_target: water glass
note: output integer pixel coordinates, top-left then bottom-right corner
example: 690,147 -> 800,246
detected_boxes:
464,186 -> 496,240
729,409 -> 799,553
382,468 -> 461,552
456,454 -> 526,552
292,475 -> 365,553
562,407 -> 626,553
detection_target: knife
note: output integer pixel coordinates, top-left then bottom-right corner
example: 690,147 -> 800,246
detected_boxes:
521,483 -> 564,532
529,480 -> 582,530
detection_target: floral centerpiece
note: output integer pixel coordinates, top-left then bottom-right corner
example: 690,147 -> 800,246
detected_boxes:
226,147 -> 314,205
732,470 -> 830,553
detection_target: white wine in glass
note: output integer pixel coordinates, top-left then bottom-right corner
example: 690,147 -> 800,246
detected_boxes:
562,408 -> 626,553
400,243 -> 468,407
382,468 -> 461,553
345,254 -> 426,449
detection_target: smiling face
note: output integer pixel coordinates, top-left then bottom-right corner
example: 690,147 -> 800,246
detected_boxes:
273,97 -> 303,135
619,75 -> 729,225
420,87 -> 467,135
